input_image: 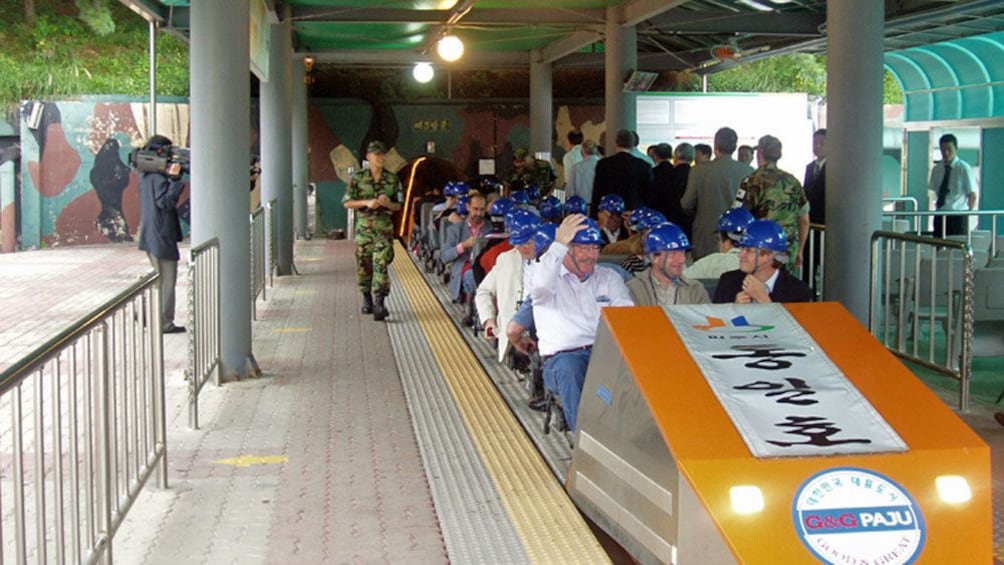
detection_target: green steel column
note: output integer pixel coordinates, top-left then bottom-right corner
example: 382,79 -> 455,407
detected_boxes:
604,6 -> 637,155
292,57 -> 309,239
529,49 -> 553,159
261,16 -> 294,274
190,1 -> 251,379
825,1 -> 885,324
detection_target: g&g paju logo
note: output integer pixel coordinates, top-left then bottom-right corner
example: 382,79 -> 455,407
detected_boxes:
793,467 -> 925,564
693,314 -> 774,333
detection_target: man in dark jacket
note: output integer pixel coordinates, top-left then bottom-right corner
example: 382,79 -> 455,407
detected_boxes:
590,129 -> 652,212
713,219 -> 812,304
137,134 -> 186,333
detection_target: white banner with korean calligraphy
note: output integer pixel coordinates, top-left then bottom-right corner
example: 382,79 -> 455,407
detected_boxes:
665,304 -> 907,458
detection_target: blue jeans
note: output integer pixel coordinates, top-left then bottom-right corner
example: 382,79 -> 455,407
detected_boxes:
542,348 -> 592,432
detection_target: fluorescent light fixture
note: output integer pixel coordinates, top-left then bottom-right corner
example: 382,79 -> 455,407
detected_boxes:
413,62 -> 435,83
730,485 -> 764,514
437,35 -> 464,62
935,475 -> 971,504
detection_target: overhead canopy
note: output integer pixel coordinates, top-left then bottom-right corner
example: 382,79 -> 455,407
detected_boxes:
120,0 -> 1004,75
885,31 -> 1004,122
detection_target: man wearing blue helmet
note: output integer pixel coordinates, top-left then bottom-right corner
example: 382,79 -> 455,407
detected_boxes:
528,214 -> 634,433
627,222 -> 710,306
476,209 -> 541,360
683,207 -> 754,280
442,192 -> 488,302
597,194 -> 629,245
713,219 -> 812,304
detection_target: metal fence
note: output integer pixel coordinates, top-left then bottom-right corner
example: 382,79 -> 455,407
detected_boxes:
250,206 -> 267,320
881,209 -> 1003,258
869,231 -> 974,410
0,273 -> 167,563
186,238 -> 221,430
266,199 -> 278,288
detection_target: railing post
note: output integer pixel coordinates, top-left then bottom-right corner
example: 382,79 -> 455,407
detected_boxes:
94,323 -> 113,564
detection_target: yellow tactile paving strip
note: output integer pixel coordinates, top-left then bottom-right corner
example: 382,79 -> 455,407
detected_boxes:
393,241 -> 611,564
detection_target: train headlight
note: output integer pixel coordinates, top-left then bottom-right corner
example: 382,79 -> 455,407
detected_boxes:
730,485 -> 764,514
935,475 -> 971,504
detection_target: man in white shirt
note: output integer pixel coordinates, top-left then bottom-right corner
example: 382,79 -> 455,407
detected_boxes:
566,140 -> 600,205
476,210 -> 541,363
562,130 -> 584,187
927,133 -> 977,237
529,214 -> 634,432
683,207 -> 754,280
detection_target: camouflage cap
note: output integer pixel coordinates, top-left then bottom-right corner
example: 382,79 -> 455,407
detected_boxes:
513,147 -> 529,160
366,140 -> 387,154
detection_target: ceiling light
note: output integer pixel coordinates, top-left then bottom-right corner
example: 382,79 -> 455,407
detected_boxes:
730,486 -> 764,514
437,35 -> 464,62
935,475 -> 971,504
413,62 -> 435,83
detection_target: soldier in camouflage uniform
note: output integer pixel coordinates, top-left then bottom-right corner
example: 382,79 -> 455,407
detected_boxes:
507,147 -> 556,196
735,135 -> 809,272
343,141 -> 402,321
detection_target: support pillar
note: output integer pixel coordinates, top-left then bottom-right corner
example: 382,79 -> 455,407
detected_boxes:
825,1 -> 884,323
604,7 -> 637,154
292,58 -> 309,239
261,16 -> 294,274
190,2 -> 252,379
529,49 -> 553,158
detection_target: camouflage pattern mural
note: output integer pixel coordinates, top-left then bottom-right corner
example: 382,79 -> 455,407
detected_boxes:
16,98 -> 189,249
11,97 -> 604,249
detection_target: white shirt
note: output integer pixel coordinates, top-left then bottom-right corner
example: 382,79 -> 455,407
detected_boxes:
563,144 -> 583,186
567,156 -> 600,205
927,156 -> 977,211
683,247 -> 740,280
529,241 -> 634,356
763,268 -> 781,293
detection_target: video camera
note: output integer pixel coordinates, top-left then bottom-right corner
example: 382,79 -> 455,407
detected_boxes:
129,145 -> 191,177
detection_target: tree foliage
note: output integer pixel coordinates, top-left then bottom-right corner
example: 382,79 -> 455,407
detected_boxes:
0,0 -> 189,119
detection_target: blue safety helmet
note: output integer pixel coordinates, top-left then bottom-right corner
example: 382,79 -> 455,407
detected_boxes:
456,195 -> 470,216
508,210 -> 542,245
644,222 -> 690,254
441,181 -> 460,197
598,194 -> 626,215
504,209 -> 520,233
629,208 -> 667,232
478,175 -> 501,193
525,185 -> 541,203
533,223 -> 557,258
717,207 -> 755,240
538,195 -> 562,221
571,217 -> 604,246
741,219 -> 788,253
563,195 -> 588,216
510,190 -> 530,207
488,197 -> 514,219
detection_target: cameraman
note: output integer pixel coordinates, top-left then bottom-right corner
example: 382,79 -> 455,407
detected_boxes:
137,134 -> 186,334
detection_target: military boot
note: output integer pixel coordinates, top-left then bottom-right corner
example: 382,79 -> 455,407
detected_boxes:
361,293 -> 374,315
372,291 -> 389,321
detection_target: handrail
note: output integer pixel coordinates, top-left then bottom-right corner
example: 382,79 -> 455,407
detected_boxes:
0,271 -> 167,562
187,237 -> 221,429
250,206 -> 267,320
869,230 -> 974,411
882,209 -> 1002,256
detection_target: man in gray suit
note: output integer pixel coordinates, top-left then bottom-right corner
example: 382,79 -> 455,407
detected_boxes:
441,192 -> 488,301
681,127 -> 754,259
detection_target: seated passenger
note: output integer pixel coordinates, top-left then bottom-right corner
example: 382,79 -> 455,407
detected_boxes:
476,210 -> 542,362
562,195 -> 589,217
627,222 -> 710,306
607,208 -> 667,274
504,224 -> 556,357
713,219 -> 813,304
529,214 -> 634,432
596,194 -> 629,245
683,207 -> 754,280
471,197 -> 515,284
441,193 -> 488,302
538,195 -> 563,224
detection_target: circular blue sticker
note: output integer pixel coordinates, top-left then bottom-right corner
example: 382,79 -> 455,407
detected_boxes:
792,467 -> 926,564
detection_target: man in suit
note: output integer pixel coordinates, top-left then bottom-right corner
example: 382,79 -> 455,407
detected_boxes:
441,192 -> 488,301
803,129 -> 826,294
713,219 -> 812,304
681,127 -> 754,260
590,129 -> 653,212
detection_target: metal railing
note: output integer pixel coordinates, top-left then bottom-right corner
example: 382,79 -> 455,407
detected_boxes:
803,223 -> 825,299
186,238 -> 221,429
250,206 -> 267,320
882,209 -> 1003,257
0,273 -> 167,563
265,199 -> 278,288
869,231 -> 974,410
